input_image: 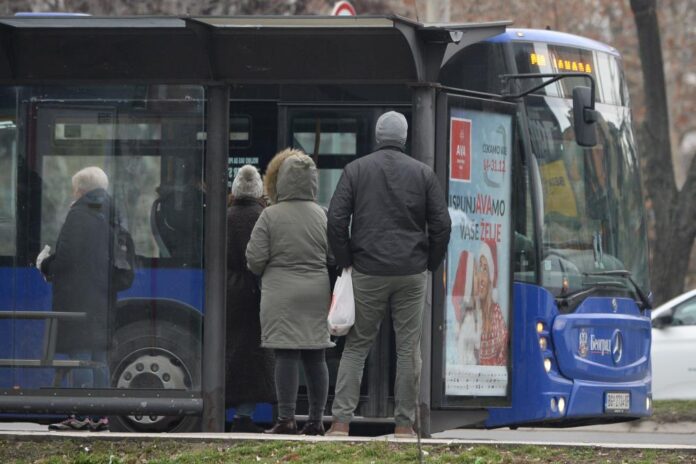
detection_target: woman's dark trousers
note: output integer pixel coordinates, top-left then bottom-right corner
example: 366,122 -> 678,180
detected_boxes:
274,349 -> 329,421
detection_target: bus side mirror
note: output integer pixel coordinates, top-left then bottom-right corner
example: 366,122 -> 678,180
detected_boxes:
573,86 -> 598,147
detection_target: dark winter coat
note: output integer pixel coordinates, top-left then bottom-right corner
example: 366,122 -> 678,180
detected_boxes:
225,197 -> 276,407
327,147 -> 452,276
41,188 -> 114,354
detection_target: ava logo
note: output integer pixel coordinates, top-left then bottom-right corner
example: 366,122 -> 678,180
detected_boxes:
450,117 -> 471,182
578,328 -> 589,358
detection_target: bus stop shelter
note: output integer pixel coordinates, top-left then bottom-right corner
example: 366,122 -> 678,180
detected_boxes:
0,15 -> 509,432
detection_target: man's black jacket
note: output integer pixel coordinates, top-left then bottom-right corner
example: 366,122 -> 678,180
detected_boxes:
327,147 -> 451,276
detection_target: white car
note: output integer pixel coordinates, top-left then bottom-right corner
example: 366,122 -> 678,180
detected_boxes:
651,288 -> 696,399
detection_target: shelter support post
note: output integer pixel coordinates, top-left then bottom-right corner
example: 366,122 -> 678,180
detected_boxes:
202,84 -> 230,432
411,83 -> 438,437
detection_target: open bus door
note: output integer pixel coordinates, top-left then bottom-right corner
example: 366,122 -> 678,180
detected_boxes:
428,92 -> 517,432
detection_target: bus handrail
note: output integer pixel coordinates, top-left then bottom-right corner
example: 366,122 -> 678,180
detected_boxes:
0,310 -> 86,319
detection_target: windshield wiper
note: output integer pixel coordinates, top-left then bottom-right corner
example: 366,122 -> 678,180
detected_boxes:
555,281 -> 626,311
583,270 -> 652,310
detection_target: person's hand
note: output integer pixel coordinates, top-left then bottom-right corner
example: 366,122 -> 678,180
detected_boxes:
36,245 -> 51,270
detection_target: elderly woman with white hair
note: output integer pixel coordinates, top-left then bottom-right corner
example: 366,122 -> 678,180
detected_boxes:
224,165 -> 276,433
38,166 -> 113,432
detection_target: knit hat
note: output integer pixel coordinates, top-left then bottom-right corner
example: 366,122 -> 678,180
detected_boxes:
478,239 -> 498,303
231,164 -> 263,200
375,111 -> 408,150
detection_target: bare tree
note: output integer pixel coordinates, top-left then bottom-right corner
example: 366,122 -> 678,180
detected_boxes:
630,0 -> 695,304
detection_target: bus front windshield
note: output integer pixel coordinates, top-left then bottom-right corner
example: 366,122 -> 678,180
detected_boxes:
526,95 -> 649,299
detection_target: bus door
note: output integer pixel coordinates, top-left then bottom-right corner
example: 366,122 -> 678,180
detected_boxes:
431,92 -> 516,416
281,104 -> 410,422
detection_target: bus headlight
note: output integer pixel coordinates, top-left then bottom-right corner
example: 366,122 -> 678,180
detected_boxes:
536,322 -> 545,333
646,396 -> 652,411
558,397 -> 566,414
543,358 -> 552,373
550,398 -> 557,411
539,337 -> 548,351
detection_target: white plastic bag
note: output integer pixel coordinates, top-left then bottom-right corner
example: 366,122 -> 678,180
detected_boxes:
36,244 -> 51,270
328,267 -> 355,336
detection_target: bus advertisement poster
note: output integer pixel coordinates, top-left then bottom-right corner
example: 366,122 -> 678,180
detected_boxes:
445,107 -> 512,397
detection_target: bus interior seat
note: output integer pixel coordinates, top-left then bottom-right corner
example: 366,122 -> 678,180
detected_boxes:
150,184 -> 204,264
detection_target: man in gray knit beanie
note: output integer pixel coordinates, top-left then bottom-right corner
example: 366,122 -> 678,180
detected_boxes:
375,111 -> 408,150
327,111 -> 451,438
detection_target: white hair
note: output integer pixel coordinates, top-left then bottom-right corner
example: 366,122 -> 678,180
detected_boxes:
72,166 -> 109,194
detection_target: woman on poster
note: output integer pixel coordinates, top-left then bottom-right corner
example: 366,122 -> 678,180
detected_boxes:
452,249 -> 482,365
476,239 -> 508,366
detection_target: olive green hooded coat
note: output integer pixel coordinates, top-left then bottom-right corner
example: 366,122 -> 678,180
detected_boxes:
246,154 -> 333,350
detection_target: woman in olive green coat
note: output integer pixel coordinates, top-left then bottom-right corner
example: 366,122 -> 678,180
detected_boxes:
246,149 -> 333,436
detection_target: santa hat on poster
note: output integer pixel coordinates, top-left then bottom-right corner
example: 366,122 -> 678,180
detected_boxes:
478,239 -> 499,303
452,250 -> 474,307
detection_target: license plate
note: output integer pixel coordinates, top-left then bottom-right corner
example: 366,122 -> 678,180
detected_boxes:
605,392 -> 630,413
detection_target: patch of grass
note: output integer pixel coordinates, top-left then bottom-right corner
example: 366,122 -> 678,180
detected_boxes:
2,438 -> 696,463
650,400 -> 696,422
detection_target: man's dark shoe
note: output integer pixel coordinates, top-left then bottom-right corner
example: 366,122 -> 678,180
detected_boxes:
88,417 -> 109,432
48,416 -> 90,431
264,418 -> 297,435
299,420 -> 325,436
230,416 -> 264,433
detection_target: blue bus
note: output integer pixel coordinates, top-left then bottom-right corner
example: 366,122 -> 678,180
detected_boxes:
0,16 -> 650,433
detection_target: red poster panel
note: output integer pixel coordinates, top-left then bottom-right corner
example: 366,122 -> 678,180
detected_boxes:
450,117 -> 472,182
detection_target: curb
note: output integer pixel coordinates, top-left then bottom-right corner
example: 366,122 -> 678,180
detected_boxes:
561,421 -> 696,434
1,427 -> 695,450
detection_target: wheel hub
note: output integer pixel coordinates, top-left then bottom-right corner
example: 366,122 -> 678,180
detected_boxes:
115,350 -> 190,427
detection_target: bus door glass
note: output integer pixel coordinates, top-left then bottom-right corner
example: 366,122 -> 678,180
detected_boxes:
6,85 -> 206,432
0,87 -> 18,389
286,108 -> 371,208
433,93 -> 516,408
228,101 -> 279,189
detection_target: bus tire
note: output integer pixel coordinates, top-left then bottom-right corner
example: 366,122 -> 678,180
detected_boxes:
108,320 -> 202,433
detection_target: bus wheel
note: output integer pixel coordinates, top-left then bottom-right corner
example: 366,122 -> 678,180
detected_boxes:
108,321 -> 201,433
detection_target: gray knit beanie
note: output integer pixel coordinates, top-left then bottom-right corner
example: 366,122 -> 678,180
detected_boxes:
231,164 -> 263,199
375,111 -> 408,150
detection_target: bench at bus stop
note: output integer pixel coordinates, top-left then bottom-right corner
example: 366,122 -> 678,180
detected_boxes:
0,311 -> 105,385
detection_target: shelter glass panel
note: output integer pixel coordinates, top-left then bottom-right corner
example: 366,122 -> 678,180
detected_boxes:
0,85 -> 205,428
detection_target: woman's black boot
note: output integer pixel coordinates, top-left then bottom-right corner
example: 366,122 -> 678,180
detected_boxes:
299,420 -> 325,436
264,418 -> 297,434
